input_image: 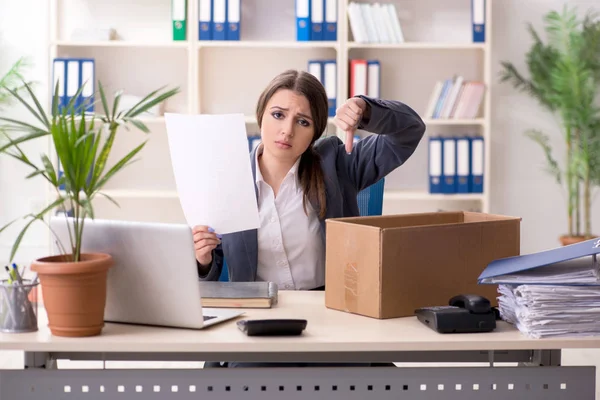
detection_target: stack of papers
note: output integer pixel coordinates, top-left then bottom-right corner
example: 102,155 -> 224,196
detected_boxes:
478,238 -> 600,338
498,284 -> 600,338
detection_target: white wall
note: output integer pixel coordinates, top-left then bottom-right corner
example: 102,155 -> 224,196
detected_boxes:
490,0 -> 600,254
2,0 -> 599,262
0,0 -> 50,265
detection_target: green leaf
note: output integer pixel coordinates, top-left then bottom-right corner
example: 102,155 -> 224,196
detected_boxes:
41,154 -> 58,185
0,128 -> 49,153
94,140 -> 146,191
22,80 -> 50,128
80,198 -> 95,220
0,116 -> 48,141
126,88 -> 180,119
126,118 -> 150,133
8,197 -> 66,261
0,216 -> 21,235
3,85 -> 48,128
122,86 -> 165,118
98,81 -> 111,120
91,124 -> 117,188
525,129 -> 563,185
111,89 -> 124,120
96,192 -> 120,208
25,169 -> 46,180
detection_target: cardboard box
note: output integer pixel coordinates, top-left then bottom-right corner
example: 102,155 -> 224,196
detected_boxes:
324,211 -> 521,319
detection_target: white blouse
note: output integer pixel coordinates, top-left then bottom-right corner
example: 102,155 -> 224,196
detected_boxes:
254,146 -> 325,290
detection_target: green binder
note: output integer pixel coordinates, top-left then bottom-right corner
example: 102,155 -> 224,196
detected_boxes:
172,0 -> 187,41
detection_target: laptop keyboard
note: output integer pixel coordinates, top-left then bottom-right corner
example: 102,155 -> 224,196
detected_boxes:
203,315 -> 217,321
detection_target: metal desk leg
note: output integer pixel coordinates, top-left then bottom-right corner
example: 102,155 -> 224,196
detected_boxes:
520,350 -> 561,367
24,352 -> 56,370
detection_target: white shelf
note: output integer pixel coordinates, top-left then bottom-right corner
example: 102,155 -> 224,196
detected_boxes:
347,42 -> 486,50
52,40 -> 189,49
384,190 -> 484,201
199,41 -> 339,49
46,0 -> 494,223
423,118 -> 485,126
58,190 -> 179,199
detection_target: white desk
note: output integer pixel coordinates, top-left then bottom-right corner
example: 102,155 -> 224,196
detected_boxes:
0,291 -> 597,399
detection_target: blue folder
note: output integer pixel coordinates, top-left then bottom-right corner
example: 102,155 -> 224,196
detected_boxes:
428,137 -> 443,194
296,0 -> 311,41
471,0 -> 485,43
324,0 -> 337,41
478,237 -> 600,285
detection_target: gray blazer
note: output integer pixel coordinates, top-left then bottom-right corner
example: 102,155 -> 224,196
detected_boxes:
198,95 -> 426,284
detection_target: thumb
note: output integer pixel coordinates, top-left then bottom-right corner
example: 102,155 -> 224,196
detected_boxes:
345,129 -> 355,154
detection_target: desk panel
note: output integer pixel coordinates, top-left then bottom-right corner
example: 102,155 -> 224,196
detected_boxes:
0,366 -> 594,400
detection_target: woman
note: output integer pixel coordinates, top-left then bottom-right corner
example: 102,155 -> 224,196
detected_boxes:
193,69 -> 425,368
193,69 -> 425,287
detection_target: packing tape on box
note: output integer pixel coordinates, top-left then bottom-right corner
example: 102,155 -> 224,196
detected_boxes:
344,262 -> 358,312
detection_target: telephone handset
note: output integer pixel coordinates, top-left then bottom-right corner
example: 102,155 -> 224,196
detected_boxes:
448,294 -> 492,314
415,294 -> 497,333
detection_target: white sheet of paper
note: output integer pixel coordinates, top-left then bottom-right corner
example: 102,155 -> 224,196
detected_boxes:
164,113 -> 259,234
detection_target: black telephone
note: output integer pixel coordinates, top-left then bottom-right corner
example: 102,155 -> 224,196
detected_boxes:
414,294 -> 497,333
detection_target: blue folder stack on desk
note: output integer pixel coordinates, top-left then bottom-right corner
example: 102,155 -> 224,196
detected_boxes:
478,238 -> 600,338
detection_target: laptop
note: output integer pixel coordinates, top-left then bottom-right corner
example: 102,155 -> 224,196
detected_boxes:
49,216 -> 244,329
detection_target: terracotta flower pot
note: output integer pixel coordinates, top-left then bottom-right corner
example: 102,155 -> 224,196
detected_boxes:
30,252 -> 113,337
559,235 -> 598,246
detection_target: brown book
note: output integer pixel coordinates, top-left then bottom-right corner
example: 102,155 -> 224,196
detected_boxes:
198,281 -> 278,308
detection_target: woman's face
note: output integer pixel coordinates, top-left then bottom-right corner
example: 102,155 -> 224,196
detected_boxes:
260,89 -> 315,163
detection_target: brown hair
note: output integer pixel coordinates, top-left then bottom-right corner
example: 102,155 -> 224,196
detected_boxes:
255,69 -> 328,219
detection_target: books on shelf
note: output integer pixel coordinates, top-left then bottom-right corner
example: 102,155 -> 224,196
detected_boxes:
347,2 -> 404,44
296,0 -> 338,42
425,76 -> 485,120
198,0 -> 241,41
429,136 -> 483,194
349,59 -> 380,98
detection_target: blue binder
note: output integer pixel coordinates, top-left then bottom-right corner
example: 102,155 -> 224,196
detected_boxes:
367,60 -> 381,98
198,0 -> 212,40
456,136 -> 471,193
52,58 -> 68,112
307,59 -> 323,86
296,0 -> 311,41
428,137 -> 443,194
322,59 -> 336,117
470,137 -> 484,193
212,0 -> 226,40
441,137 -> 457,194
324,0 -> 337,41
471,0 -> 485,43
478,237 -> 600,285
78,58 -> 95,113
226,0 -> 240,40
311,0 -> 324,41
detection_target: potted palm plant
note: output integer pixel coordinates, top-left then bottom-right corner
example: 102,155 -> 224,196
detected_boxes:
0,80 -> 179,336
499,6 -> 600,246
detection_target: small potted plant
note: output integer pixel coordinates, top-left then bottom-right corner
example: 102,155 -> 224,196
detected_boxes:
499,6 -> 600,246
0,79 -> 179,336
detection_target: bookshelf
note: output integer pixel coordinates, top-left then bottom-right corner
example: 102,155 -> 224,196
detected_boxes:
46,0 -> 493,227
